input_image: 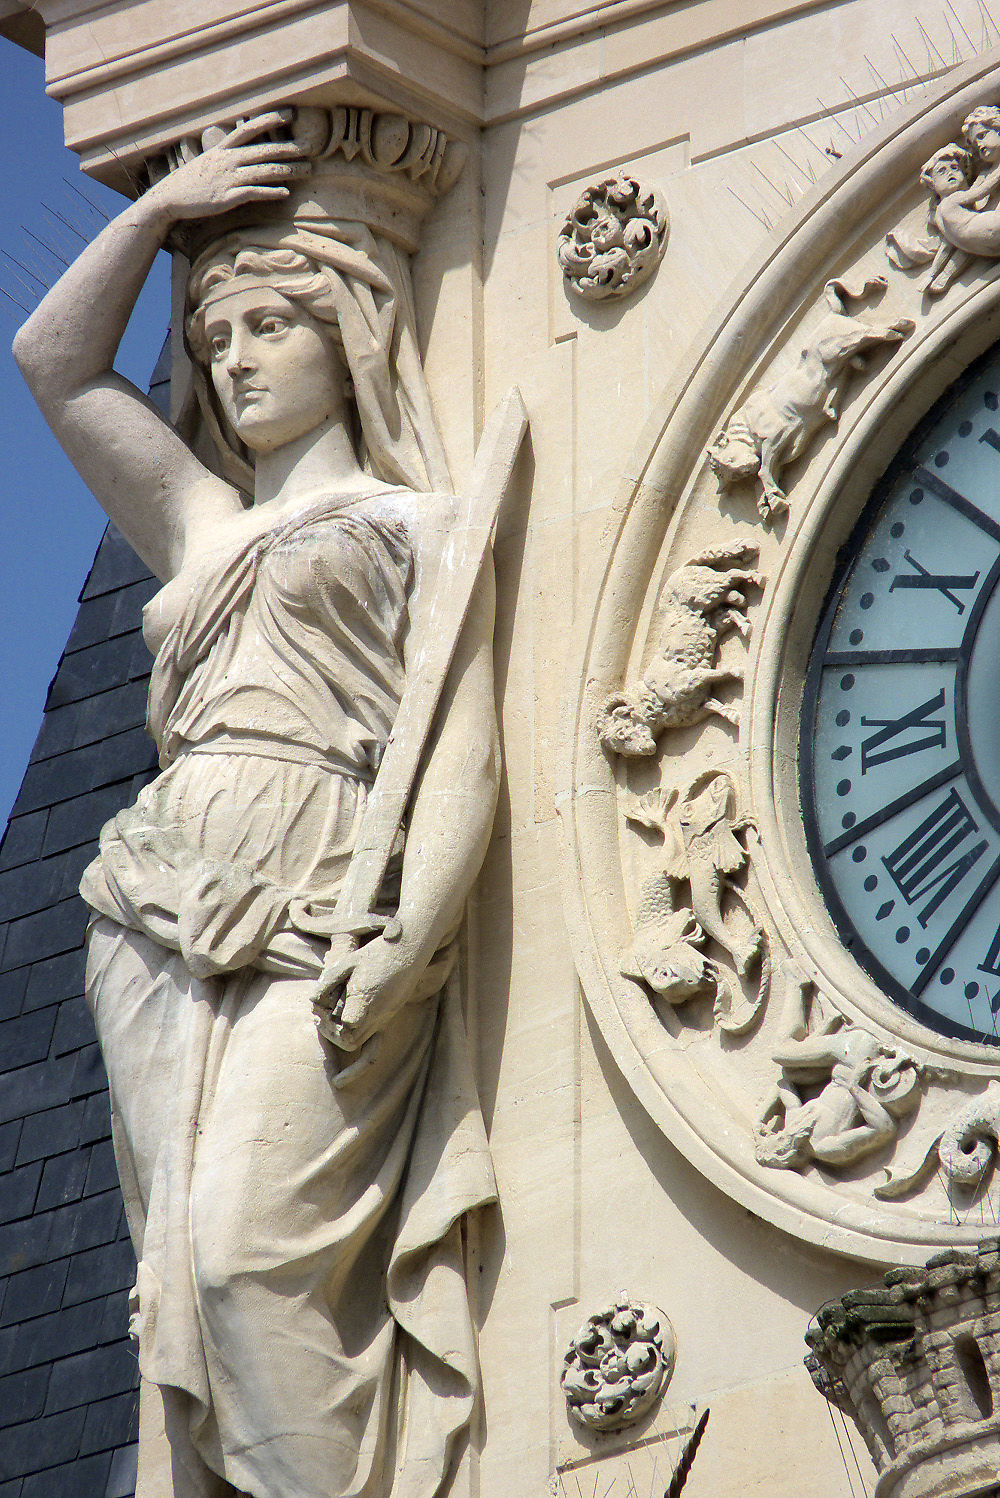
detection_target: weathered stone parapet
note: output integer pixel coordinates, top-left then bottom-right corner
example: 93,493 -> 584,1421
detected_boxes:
807,1241 -> 1000,1497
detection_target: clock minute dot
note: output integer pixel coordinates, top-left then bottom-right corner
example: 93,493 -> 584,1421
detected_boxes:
863,874 -> 877,891
860,593 -> 874,610
832,745 -> 850,760
836,710 -> 850,726
849,629 -> 863,645
934,450 -> 949,468
985,391 -> 998,411
890,522 -> 905,538
959,420 -> 973,437
895,926 -> 909,943
966,982 -> 980,999
852,844 -> 866,861
940,967 -> 955,986
915,946 -> 930,964
840,673 -> 854,691
872,557 -> 889,573
909,488 -> 923,505
837,779 -> 852,797
841,812 -> 855,829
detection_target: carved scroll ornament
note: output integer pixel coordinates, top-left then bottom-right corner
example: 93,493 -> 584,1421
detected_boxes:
561,1297 -> 675,1431
557,173 -> 668,301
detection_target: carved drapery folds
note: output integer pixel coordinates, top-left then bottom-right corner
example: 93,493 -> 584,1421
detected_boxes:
561,1297 -> 675,1431
561,52 -> 1000,1264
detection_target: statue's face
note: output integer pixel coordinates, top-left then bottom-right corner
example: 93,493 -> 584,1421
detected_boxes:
968,119 -> 1000,163
202,283 -> 343,454
926,154 -> 969,196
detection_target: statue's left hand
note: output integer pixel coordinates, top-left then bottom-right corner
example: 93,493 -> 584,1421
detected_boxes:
317,931 -> 430,1052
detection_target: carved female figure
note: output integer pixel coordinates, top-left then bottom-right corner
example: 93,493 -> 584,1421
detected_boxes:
13,112 -> 499,1498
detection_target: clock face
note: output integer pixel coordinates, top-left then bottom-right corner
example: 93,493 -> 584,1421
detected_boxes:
802,347 -> 1000,1045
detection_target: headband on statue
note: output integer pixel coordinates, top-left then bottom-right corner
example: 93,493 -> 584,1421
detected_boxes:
150,106 -> 463,497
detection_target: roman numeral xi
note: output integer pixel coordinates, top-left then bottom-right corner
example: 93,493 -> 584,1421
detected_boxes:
860,690 -> 947,773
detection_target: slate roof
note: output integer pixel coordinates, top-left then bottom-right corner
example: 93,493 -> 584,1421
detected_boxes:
0,348 -> 169,1497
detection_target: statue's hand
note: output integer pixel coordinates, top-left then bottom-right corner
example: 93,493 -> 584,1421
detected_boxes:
144,111 -> 311,223
318,930 -> 432,1053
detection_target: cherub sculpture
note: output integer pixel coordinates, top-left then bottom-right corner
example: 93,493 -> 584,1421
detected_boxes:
756,981 -> 921,1171
598,540 -> 762,756
886,106 -> 1000,296
622,770 -> 768,1034
707,277 -> 913,519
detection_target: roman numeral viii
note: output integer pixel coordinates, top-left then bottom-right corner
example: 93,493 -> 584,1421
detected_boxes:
882,787 -> 988,927
860,690 -> 947,774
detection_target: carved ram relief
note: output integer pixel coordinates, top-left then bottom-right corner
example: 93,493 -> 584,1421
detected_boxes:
598,541 -> 763,756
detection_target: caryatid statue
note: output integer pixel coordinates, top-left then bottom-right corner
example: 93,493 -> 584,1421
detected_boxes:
13,104 -> 517,1498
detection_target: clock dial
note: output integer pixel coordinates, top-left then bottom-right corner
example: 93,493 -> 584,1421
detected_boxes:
803,350 -> 1000,1044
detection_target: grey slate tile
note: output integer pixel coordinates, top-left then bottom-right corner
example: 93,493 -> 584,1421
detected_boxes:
46,1341 -> 138,1413
0,1258 -> 70,1325
62,1239 -> 135,1306
0,814 -> 47,873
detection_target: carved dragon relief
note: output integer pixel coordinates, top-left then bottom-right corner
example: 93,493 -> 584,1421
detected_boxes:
621,772 -> 768,1035
569,68 -> 1000,1261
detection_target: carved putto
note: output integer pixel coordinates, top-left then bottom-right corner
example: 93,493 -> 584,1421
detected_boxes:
755,977 -> 922,1171
557,172 -> 668,301
561,1296 -> 675,1431
887,104 -> 1000,296
707,277 -> 914,520
598,540 -> 762,756
622,771 -> 768,1034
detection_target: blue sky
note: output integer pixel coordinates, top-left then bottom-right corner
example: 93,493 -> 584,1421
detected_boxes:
0,39 -> 169,828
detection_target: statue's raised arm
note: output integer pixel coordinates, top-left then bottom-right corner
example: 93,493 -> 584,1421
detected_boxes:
12,112 -> 312,580
13,104 -> 509,1498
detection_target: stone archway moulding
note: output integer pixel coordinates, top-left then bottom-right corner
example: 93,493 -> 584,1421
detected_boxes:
560,48 -> 1000,1266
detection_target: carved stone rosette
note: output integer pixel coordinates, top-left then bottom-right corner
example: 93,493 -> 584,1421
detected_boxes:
559,51 -> 1000,1266
806,1241 -> 1000,1498
557,173 -> 668,301
560,1297 -> 675,1431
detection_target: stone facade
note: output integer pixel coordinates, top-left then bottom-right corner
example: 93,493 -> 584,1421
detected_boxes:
10,3 -> 1000,1497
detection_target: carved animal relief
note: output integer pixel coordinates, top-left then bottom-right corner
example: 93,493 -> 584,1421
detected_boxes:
598,540 -> 762,755
707,278 -> 913,520
561,1297 -> 675,1431
557,172 -> 668,302
622,772 -> 768,1035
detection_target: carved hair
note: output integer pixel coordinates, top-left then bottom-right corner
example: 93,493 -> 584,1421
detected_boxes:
962,105 -> 1000,147
186,246 -> 347,365
184,221 -> 451,496
919,143 -> 973,190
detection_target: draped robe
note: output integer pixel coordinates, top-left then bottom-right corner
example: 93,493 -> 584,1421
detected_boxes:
79,491 -> 496,1498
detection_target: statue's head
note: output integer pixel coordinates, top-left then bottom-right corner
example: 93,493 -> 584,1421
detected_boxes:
961,105 -> 1000,164
186,244 -> 352,458
919,144 -> 974,197
182,221 -> 449,495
